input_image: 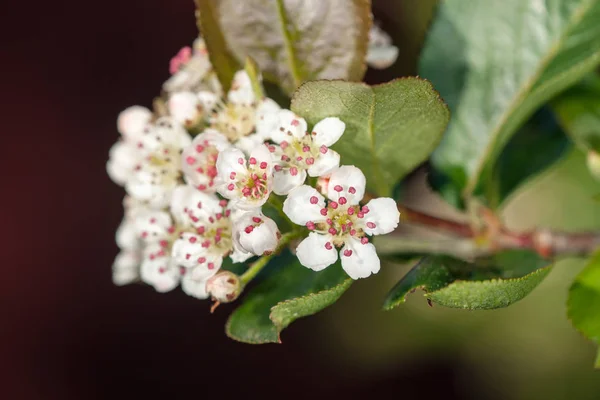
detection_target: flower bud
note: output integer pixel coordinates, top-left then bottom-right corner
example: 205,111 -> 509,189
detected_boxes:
587,150 -> 600,181
207,271 -> 241,303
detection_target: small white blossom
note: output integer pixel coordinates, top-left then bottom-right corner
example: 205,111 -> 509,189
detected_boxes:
169,186 -> 233,279
216,144 -> 274,210
366,24 -> 399,70
283,166 -> 400,279
231,210 -> 280,262
206,271 -> 241,303
181,129 -> 231,192
270,110 -> 344,195
125,117 -> 192,209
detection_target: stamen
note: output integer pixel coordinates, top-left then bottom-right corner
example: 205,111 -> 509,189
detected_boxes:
310,196 -> 318,204
343,249 -> 353,257
325,242 -> 333,250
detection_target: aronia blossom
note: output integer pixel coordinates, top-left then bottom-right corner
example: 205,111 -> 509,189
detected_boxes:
283,166 -> 400,279
270,110 -> 344,195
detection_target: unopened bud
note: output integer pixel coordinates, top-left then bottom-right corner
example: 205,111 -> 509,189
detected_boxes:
207,271 -> 241,303
587,151 -> 600,181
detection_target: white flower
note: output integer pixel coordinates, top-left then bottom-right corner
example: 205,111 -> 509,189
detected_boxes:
270,110 -> 344,195
283,166 -> 400,279
140,244 -> 182,293
168,91 -> 204,128
366,24 -> 399,70
117,106 -> 152,142
181,129 -> 231,192
169,186 -> 233,279
206,271 -> 241,303
181,272 -> 213,299
216,144 -> 274,210
125,117 -> 192,209
231,210 -> 280,262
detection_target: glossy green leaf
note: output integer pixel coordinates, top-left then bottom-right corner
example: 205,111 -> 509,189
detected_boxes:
194,0 -> 240,92
384,251 -> 550,310
291,78 -> 450,196
552,75 -> 600,153
226,254 -> 351,344
420,0 -> 600,198
197,0 -> 371,95
567,251 -> 600,368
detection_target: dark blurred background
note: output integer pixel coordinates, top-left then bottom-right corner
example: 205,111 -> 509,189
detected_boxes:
3,0 -> 600,399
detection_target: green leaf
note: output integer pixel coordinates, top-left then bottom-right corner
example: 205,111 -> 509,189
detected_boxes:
427,267 -> 552,310
196,0 -> 371,95
567,251 -> 600,368
384,251 -> 551,310
489,108 -> 571,208
244,57 -> 264,100
420,0 -> 600,198
552,75 -> 600,153
383,257 -> 456,310
291,78 -> 450,196
226,254 -> 351,344
194,0 -> 240,92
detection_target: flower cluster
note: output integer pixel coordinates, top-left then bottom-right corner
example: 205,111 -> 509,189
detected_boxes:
108,37 -> 399,302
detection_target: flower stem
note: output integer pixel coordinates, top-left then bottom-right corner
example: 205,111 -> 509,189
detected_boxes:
239,232 -> 299,286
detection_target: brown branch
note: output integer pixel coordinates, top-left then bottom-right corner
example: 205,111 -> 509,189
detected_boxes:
395,203 -> 600,259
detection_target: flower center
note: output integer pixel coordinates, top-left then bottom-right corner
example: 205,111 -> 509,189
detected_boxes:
275,132 -> 329,172
306,192 -> 373,248
212,102 -> 256,142
226,158 -> 270,200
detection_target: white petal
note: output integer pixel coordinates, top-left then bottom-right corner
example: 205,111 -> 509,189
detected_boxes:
216,148 -> 248,195
273,168 -> 307,195
170,185 -> 223,226
116,218 -> 140,250
235,212 -> 280,256
366,46 -> 399,70
181,274 -> 211,299
117,106 -> 152,141
296,232 -> 338,271
273,109 -> 307,142
362,197 -> 400,235
312,117 -> 345,147
228,70 -> 255,105
283,185 -> 327,225
107,141 -> 139,185
230,243 -> 253,263
171,233 -> 210,269
327,165 -> 366,204
255,98 -> 281,139
197,91 -> 219,112
340,238 -> 380,279
190,254 -> 223,280
134,210 -> 173,244
235,134 -> 264,155
140,246 -> 180,292
168,91 -> 201,125
112,250 -> 140,286
248,143 -> 274,169
307,149 -> 340,177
